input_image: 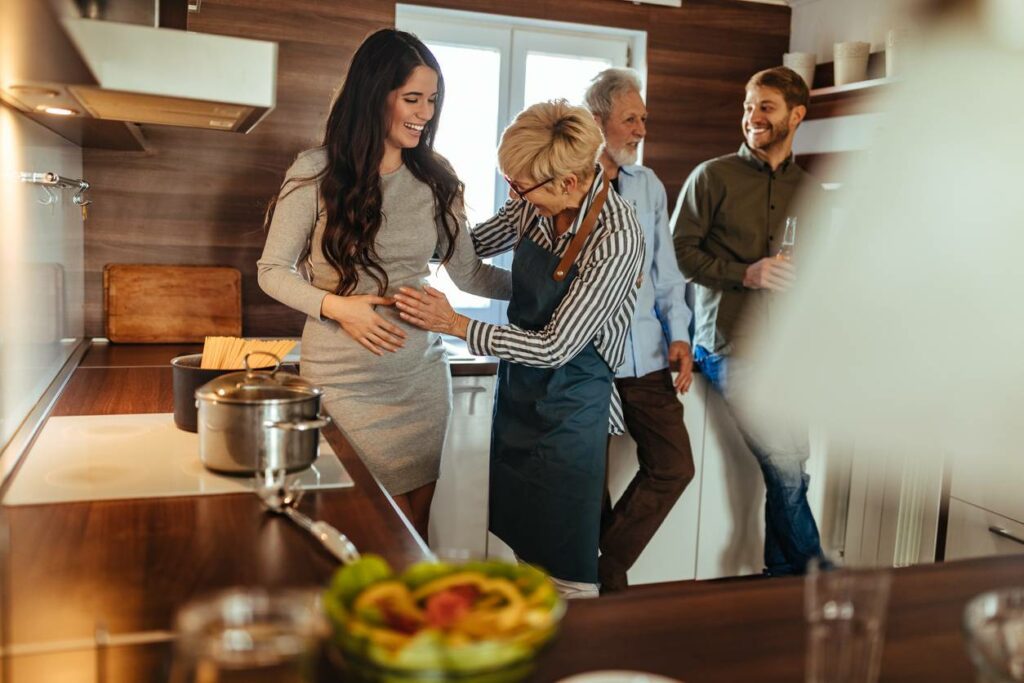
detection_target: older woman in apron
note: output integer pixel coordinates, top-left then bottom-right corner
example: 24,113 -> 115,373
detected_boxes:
395,100 -> 644,597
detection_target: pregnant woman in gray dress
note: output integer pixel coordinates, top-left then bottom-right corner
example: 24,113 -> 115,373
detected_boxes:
257,29 -> 510,540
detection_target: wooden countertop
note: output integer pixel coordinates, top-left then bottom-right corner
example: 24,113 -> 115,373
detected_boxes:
0,343 -> 431,670
79,341 -> 499,375
2,343 -> 1022,682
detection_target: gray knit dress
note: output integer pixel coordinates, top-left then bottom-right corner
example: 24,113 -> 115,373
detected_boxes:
257,148 -> 511,494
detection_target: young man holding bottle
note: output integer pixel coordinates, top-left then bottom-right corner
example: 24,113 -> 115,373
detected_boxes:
673,66 -> 827,576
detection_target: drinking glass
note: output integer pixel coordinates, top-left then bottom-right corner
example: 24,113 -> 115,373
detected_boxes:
778,216 -> 797,260
804,560 -> 892,683
963,587 -> 1024,682
170,588 -> 327,683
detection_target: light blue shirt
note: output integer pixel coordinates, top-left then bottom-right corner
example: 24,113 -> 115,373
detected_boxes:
614,164 -> 692,379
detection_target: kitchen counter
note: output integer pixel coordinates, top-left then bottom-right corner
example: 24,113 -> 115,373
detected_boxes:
80,339 -> 500,375
1,343 -> 1021,682
0,343 -> 430,674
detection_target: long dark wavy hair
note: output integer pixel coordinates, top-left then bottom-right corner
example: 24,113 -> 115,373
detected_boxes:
265,29 -> 462,296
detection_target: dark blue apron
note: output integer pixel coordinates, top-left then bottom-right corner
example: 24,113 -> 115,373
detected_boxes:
489,208 -> 613,584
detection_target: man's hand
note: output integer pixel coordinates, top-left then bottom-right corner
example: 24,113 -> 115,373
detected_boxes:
669,341 -> 693,394
394,285 -> 470,339
321,294 -> 406,356
743,257 -> 796,291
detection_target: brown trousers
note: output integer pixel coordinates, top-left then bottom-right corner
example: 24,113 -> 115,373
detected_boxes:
599,368 -> 695,592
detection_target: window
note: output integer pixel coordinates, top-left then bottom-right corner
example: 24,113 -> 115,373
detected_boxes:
397,5 -> 646,324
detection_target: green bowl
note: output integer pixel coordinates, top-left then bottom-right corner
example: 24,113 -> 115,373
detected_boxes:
327,642 -> 540,683
322,556 -> 566,683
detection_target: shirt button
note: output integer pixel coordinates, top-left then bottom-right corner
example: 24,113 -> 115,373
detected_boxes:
771,204 -> 776,210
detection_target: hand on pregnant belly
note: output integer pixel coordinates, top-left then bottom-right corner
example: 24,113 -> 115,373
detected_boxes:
395,285 -> 469,339
321,293 -> 407,356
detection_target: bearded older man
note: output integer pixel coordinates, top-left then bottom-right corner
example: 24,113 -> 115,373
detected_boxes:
585,68 -> 696,594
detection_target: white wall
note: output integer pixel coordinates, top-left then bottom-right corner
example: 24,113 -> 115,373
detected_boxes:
789,0 -> 904,63
0,106 -> 85,452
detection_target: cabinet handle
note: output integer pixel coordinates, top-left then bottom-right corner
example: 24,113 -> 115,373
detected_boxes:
988,526 -> 1024,546
453,384 -> 487,415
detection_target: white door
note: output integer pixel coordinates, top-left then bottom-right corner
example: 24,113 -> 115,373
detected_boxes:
511,28 -> 628,113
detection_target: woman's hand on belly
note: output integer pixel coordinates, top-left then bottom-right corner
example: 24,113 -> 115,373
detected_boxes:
394,285 -> 470,339
320,293 -> 407,356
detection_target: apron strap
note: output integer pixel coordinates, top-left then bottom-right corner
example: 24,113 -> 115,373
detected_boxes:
552,174 -> 610,282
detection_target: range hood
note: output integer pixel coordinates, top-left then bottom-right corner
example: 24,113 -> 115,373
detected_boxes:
0,0 -> 277,140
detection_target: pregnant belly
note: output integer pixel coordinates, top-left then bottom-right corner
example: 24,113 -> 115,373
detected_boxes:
300,312 -> 443,385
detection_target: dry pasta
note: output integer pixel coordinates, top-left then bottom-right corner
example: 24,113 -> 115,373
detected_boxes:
200,337 -> 298,369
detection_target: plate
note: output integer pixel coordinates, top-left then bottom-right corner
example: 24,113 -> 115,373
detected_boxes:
556,672 -> 683,683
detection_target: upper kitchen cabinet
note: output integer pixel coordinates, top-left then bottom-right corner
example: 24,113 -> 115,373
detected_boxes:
0,0 -> 278,151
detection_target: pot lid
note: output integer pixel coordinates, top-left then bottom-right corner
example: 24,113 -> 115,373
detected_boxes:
195,354 -> 322,404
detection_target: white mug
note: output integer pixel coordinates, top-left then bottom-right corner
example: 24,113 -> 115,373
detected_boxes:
783,52 -> 817,89
833,41 -> 871,86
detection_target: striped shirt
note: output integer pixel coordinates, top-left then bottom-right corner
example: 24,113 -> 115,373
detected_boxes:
466,165 -> 645,434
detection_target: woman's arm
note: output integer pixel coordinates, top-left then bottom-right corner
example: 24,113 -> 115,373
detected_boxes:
396,220 -> 645,368
257,152 -> 332,320
439,203 -> 512,301
469,197 -> 534,258
257,151 -> 406,356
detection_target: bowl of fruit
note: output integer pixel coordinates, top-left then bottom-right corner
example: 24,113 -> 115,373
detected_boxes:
322,555 -> 565,682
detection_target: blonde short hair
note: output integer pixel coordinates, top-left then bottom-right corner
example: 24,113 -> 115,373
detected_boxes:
498,99 -> 604,185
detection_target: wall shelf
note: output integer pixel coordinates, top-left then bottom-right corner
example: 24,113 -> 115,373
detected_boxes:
798,78 -> 897,183
804,50 -> 895,121
810,76 -> 894,102
806,77 -> 896,121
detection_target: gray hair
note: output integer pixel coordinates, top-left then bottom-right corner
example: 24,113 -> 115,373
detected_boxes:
584,68 -> 643,120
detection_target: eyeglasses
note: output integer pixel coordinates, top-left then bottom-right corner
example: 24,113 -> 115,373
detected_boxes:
504,175 -> 554,201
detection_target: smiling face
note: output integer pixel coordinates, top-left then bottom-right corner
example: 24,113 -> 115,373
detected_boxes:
384,65 -> 438,152
742,85 -> 803,154
601,89 -> 647,168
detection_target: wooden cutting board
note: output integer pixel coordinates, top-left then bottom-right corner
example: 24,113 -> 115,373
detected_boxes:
104,264 -> 242,343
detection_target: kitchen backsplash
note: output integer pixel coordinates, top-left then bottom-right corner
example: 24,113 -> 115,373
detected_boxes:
0,106 -> 85,453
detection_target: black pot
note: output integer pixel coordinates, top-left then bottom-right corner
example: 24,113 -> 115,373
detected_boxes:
170,354 -> 235,432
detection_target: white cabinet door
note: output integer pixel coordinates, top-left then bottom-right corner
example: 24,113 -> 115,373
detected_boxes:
435,372 -> 841,581
428,375 -> 496,557
946,497 -> 1024,561
606,374 -> 706,584
694,378 -> 767,579
950,446 -> 1024,525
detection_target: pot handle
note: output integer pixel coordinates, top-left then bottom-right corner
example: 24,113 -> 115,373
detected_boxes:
245,351 -> 282,378
263,415 -> 331,432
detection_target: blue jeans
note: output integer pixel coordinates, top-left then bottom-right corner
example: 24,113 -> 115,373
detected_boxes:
694,345 -> 824,576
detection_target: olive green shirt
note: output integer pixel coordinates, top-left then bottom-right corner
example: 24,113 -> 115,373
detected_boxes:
673,143 -> 822,354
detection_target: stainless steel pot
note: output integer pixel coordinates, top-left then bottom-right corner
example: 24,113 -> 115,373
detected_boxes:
195,354 -> 331,474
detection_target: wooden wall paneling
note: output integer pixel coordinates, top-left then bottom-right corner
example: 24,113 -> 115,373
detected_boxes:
82,0 -> 789,338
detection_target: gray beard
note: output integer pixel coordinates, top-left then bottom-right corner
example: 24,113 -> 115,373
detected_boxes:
607,144 -> 638,168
